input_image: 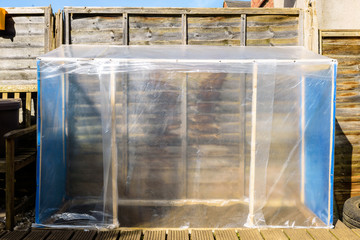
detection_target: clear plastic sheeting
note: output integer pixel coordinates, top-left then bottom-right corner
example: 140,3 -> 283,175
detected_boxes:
35,45 -> 337,229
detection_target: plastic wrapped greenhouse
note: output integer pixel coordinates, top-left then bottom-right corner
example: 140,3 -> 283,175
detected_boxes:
36,45 -> 337,228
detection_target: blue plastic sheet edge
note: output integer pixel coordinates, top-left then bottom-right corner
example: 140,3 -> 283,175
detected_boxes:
35,60 -> 41,224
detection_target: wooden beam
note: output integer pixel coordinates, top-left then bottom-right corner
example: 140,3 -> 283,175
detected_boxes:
5,7 -> 45,14
44,6 -> 52,53
63,7 -> 300,15
181,13 -> 187,45
122,13 -> 129,45
64,10 -> 70,44
240,14 -> 246,46
2,93 -> 8,99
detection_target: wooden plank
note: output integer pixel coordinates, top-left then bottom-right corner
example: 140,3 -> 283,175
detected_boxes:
2,93 -> 8,99
5,7 -> 45,14
0,70 -> 37,81
181,14 -> 187,45
330,229 -> 360,240
0,81 -> 37,92
188,16 -> 241,46
44,6 -> 52,52
23,230 -> 50,240
14,93 -> 20,99
63,7 -> 300,15
143,230 -> 166,240
0,48 -> 44,59
237,229 -> 262,240
0,231 -> 30,239
168,230 -> 189,240
214,230 -> 238,240
0,59 -> 37,71
246,15 -> 299,46
307,229 -> 337,240
240,14 -> 246,46
353,229 -> 360,238
0,35 -> 44,48
322,31 -> 360,37
283,229 -> 312,240
71,231 -> 97,240
123,13 -> 129,45
191,230 -> 214,240
119,230 -> 141,240
129,15 -> 182,45
260,229 -> 287,240
95,231 -> 120,240
46,230 -> 74,240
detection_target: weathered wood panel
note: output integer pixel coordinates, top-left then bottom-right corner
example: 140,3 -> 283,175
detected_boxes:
321,32 -> 360,216
62,7 -> 302,47
129,15 -> 182,45
0,7 -> 52,91
187,15 -> 241,46
70,14 -> 123,44
246,15 -> 299,46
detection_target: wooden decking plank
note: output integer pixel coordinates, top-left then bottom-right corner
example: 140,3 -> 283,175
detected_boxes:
0,232 -> 9,238
237,229 -> 263,240
335,220 -> 349,229
260,229 -> 287,240
119,230 -> 141,240
0,231 -> 30,240
71,230 -> 97,240
214,230 -> 238,240
283,229 -> 312,240
23,230 -> 50,240
143,230 -> 165,240
307,229 -> 337,240
353,229 -> 360,237
95,231 -> 120,240
46,230 -> 74,240
191,230 -> 214,240
167,230 -> 189,240
330,228 -> 360,240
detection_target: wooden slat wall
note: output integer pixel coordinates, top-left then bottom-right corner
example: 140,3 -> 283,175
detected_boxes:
63,7 -> 303,46
320,30 -> 360,216
0,7 -> 54,90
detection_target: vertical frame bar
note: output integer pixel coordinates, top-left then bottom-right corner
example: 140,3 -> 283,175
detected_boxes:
181,73 -> 188,198
121,72 -> 129,195
248,62 -> 258,227
110,70 -> 118,225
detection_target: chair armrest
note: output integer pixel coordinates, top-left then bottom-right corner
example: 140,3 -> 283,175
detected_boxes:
3,125 -> 36,140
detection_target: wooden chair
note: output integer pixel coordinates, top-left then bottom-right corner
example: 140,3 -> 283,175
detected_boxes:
1,125 -> 37,230
0,87 -> 38,230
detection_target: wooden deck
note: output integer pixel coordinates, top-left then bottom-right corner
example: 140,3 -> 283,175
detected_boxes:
1,224 -> 360,240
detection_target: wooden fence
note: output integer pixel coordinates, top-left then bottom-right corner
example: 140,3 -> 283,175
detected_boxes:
0,7 -> 54,126
61,7 -> 304,47
320,30 -> 360,215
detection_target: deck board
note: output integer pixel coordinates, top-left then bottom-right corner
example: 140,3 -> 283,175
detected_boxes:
191,230 -> 214,240
46,231 -> 74,240
307,229 -> 337,240
260,229 -> 288,240
143,230 -> 166,240
330,228 -> 360,240
283,229 -> 313,240
214,230 -> 238,240
71,230 -> 97,240
167,230 -> 189,240
119,230 -> 141,240
0,231 -> 29,240
95,231 -> 120,240
23,230 -> 50,240
237,229 -> 263,240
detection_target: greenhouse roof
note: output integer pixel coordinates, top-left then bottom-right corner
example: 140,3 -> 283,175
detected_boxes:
38,45 -> 334,63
